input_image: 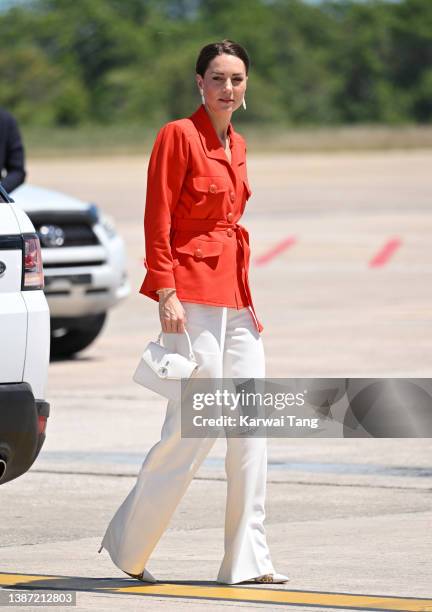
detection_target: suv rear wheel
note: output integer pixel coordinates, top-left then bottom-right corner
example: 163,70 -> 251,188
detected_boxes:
50,312 -> 107,358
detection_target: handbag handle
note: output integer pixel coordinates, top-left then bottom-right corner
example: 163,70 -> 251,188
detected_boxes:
156,329 -> 196,362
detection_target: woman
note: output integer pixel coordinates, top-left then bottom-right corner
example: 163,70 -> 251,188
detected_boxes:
98,39 -> 289,585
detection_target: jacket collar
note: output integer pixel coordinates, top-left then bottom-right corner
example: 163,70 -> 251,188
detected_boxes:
189,104 -> 243,166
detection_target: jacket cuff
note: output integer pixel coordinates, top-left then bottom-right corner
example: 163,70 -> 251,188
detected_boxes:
139,268 -> 176,302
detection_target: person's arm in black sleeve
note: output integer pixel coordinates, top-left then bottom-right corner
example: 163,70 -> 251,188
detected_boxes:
2,113 -> 26,193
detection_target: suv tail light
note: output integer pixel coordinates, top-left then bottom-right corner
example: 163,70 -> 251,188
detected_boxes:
22,234 -> 44,290
38,415 -> 48,435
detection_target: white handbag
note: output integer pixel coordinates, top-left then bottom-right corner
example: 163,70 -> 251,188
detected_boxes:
133,329 -> 199,401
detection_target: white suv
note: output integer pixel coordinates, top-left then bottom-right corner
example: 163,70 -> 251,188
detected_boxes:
12,184 -> 130,358
0,184 -> 50,485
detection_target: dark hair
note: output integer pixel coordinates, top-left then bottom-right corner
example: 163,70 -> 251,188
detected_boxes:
196,39 -> 250,77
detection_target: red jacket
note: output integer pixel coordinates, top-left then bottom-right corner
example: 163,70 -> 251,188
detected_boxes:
139,104 -> 263,333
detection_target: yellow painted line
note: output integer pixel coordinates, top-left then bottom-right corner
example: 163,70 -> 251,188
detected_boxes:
1,573 -> 431,611
0,574 -> 59,586
110,584 -> 432,611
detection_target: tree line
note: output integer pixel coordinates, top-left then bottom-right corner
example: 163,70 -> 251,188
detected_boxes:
0,0 -> 431,127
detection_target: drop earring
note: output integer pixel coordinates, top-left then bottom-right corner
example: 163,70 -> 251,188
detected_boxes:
242,97 -> 247,110
200,89 -> 205,105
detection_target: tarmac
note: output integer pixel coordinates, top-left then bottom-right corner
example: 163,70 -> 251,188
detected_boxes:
1,150 -> 431,611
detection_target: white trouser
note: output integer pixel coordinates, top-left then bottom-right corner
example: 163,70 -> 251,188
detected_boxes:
99,302 -> 275,584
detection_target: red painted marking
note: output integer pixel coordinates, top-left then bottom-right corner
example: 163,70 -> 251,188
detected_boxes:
254,236 -> 297,266
369,237 -> 402,267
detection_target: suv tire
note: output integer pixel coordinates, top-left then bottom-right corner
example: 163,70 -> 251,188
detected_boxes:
50,312 -> 107,358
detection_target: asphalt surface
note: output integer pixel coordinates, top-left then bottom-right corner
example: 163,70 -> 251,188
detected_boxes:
1,150 -> 431,611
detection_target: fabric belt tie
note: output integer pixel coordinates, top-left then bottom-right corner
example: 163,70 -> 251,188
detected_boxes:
171,217 -> 262,333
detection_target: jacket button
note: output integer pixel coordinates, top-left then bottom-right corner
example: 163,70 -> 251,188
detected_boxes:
209,184 -> 217,194
229,191 -> 235,202
227,212 -> 234,222
194,248 -> 203,259
227,229 -> 233,237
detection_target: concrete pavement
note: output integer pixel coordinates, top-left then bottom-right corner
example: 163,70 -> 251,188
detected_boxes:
1,150 -> 431,610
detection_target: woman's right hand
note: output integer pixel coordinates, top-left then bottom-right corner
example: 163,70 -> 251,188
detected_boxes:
157,289 -> 187,333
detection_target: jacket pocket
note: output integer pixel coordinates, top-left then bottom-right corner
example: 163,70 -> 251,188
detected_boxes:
174,237 -> 223,260
192,176 -> 229,195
